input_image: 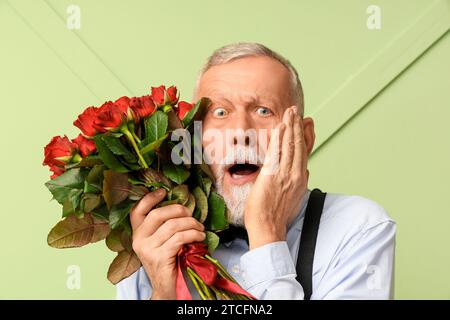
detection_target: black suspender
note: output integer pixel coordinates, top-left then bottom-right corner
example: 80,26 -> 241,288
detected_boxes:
296,188 -> 327,300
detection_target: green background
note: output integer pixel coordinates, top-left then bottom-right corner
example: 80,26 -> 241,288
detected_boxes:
0,0 -> 449,299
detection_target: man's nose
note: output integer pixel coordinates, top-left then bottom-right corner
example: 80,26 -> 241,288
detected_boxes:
230,113 -> 253,146
233,132 -> 251,146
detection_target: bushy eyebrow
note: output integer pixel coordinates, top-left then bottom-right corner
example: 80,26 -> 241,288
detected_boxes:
209,92 -> 278,108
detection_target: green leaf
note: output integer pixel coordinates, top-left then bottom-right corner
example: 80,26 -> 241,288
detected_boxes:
169,185 -> 189,205
103,170 -> 130,209
156,199 -> 179,208
204,231 -> 220,253
109,201 -> 134,230
182,97 -> 211,128
185,193 -> 196,214
192,187 -> 208,223
102,133 -> 137,163
145,110 -> 168,143
205,191 -> 228,231
65,155 -> 103,169
81,193 -> 101,212
128,185 -> 148,201
86,164 -> 105,189
145,182 -> 171,191
123,161 -> 141,171
142,151 -> 155,167
198,163 -> 215,182
196,169 -> 213,197
93,135 -> 129,173
107,250 -> 141,285
141,168 -> 173,188
62,188 -> 83,217
91,203 -> 110,221
122,217 -> 132,236
105,228 -> 125,252
162,163 -> 190,184
128,177 -> 146,186
47,213 -> 110,248
45,168 -> 87,204
83,180 -> 100,194
140,133 -> 168,155
202,178 -> 212,198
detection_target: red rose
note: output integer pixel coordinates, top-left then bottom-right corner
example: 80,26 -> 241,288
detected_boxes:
93,101 -> 127,132
72,134 -> 96,157
49,165 -> 65,179
114,96 -> 134,121
166,86 -> 178,104
151,85 -> 179,106
151,85 -> 165,106
177,101 -> 194,120
130,95 -> 156,121
73,106 -> 98,137
43,135 -> 78,167
114,96 -> 130,110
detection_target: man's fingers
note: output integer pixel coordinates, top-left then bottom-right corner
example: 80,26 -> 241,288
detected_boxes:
292,107 -> 306,170
159,229 -> 206,257
130,189 -> 166,231
150,216 -> 204,248
280,106 -> 295,171
134,204 -> 193,239
261,121 -> 285,175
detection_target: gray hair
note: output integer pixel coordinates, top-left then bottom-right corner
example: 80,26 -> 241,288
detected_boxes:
194,42 -> 304,115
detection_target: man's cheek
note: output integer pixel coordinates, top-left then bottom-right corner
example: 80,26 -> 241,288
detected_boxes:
202,130 -> 226,165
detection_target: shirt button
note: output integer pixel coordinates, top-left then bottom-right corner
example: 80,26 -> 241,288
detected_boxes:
231,265 -> 240,274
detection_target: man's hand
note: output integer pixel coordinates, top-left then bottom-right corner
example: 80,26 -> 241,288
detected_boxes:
130,188 -> 206,299
244,106 -> 309,250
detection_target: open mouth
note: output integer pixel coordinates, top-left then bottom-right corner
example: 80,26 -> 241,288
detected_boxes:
226,163 -> 261,184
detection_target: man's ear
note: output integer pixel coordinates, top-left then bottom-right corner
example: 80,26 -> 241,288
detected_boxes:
302,117 -> 315,157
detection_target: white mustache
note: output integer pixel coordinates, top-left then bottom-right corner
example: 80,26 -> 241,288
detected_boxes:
216,146 -> 265,175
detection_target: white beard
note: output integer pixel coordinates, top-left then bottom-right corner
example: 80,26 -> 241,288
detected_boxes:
216,178 -> 253,227
207,144 -> 263,228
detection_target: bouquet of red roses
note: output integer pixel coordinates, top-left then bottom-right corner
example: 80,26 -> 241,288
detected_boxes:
42,85 -> 254,300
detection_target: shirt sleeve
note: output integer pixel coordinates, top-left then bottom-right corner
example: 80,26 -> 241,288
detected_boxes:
239,221 -> 396,300
313,221 -> 396,300
240,241 -> 305,299
116,267 -> 152,300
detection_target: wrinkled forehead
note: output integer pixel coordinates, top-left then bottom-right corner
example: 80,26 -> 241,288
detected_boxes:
195,56 -> 294,107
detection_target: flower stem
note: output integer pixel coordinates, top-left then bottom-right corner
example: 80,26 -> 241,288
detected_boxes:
121,125 -> 148,168
204,255 -> 252,300
187,267 -> 217,300
128,122 -> 141,144
186,267 -> 208,300
187,267 -> 216,300
210,286 -> 230,300
205,255 -> 237,282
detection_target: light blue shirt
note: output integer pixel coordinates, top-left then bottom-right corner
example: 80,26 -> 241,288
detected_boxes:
116,189 -> 396,300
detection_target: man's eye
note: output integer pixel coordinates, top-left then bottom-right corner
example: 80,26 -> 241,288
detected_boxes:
256,106 -> 272,117
212,108 -> 228,118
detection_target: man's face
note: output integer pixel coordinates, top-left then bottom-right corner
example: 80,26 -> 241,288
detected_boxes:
195,56 -> 299,225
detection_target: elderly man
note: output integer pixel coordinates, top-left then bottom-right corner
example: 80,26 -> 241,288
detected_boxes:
117,42 -> 396,300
